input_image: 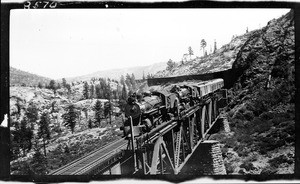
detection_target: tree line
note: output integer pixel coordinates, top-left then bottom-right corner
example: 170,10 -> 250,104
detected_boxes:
166,39 -> 218,71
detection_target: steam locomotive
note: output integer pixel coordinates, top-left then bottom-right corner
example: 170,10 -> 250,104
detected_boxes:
122,78 -> 224,137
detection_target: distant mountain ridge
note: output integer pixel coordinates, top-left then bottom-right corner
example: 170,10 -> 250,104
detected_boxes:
65,62 -> 167,82
10,67 -> 52,87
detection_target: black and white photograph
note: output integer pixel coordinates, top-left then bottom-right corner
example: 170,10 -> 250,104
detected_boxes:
0,1 -> 298,182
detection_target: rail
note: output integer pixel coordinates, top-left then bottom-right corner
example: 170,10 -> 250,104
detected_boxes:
49,138 -> 127,175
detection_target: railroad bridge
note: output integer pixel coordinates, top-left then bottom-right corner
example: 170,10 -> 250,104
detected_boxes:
49,73 -> 234,175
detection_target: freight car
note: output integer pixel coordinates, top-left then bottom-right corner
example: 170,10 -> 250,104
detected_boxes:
122,78 -> 224,137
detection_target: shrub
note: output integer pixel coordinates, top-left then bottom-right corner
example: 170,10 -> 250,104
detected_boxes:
222,137 -> 237,148
243,110 -> 255,121
285,135 -> 295,144
274,139 -> 285,148
236,133 -> 253,145
247,153 -> 259,162
224,162 -> 235,174
260,165 -> 277,175
235,146 -> 251,157
240,161 -> 255,171
271,116 -> 289,126
259,111 -> 275,121
233,111 -> 246,120
238,169 -> 246,174
250,117 -> 272,134
256,120 -> 273,134
268,154 -> 292,168
228,119 -> 242,129
257,137 -> 277,154
251,88 -> 283,116
282,121 -> 294,135
245,103 -> 256,112
221,147 -> 229,158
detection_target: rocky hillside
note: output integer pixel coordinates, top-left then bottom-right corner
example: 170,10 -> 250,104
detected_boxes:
65,62 -> 166,82
209,10 -> 295,174
155,34 -> 251,77
10,67 -> 52,87
154,11 -> 294,79
9,78 -> 125,174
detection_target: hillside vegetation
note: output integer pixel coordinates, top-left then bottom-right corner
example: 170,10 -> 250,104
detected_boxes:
10,67 -> 52,87
9,72 -> 142,174
154,10 -> 294,175
209,10 -> 295,174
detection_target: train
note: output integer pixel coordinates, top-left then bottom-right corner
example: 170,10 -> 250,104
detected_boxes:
122,78 -> 225,138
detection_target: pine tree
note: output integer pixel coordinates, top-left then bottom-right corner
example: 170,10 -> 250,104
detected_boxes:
66,83 -> 71,95
105,81 -> 111,99
83,82 -> 89,99
125,74 -> 132,91
112,90 -> 116,100
38,112 -> 51,156
62,78 -> 67,88
16,100 -> 21,116
90,84 -> 95,99
56,83 -> 61,89
120,75 -> 125,86
88,118 -> 93,129
38,82 -> 43,89
49,80 -> 56,94
166,59 -> 175,71
11,124 -> 21,159
99,78 -> 108,98
188,46 -> 194,58
104,101 -> 112,124
121,84 -> 127,100
95,84 -> 101,99
142,71 -> 146,80
94,100 -> 103,127
200,39 -> 207,56
213,39 -> 217,53
15,118 -> 33,156
130,73 -> 137,91
62,104 -> 78,134
51,101 -> 57,113
30,139 -> 48,175
25,103 -> 39,130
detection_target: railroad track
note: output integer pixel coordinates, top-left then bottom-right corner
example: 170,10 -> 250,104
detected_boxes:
49,138 -> 128,175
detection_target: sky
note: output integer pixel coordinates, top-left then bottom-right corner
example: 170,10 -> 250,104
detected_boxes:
10,8 -> 290,79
